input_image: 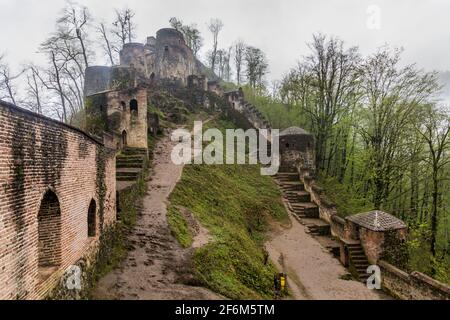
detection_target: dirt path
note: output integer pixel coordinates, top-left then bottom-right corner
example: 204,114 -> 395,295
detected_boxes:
93,128 -> 221,300
266,202 -> 391,300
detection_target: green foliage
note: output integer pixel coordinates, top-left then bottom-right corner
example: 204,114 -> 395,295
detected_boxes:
85,94 -> 108,136
219,80 -> 238,92
242,86 -> 305,130
167,118 -> 288,299
317,175 -> 372,217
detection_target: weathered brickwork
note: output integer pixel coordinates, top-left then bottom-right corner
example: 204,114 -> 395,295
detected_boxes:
379,260 -> 450,300
85,88 -> 148,151
0,101 -> 116,300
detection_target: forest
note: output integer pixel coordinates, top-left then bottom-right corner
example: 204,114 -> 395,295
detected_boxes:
0,2 -> 448,284
243,36 -> 450,284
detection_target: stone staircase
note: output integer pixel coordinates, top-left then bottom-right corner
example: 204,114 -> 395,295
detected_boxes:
347,242 -> 370,282
276,170 -> 371,283
116,148 -> 147,191
275,171 -> 329,236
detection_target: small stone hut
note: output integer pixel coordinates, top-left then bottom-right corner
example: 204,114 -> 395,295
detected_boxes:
346,210 -> 408,264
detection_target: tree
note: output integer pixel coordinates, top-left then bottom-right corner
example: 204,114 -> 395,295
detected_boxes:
112,8 -> 136,48
39,34 -> 85,123
24,65 -> 45,114
169,17 -> 203,56
359,47 -> 440,209
57,2 -> 91,68
207,18 -> 224,72
216,48 -> 231,80
281,35 -> 362,174
234,40 -> 246,85
97,22 -> 116,65
416,106 -> 450,262
0,55 -> 23,105
245,46 -> 268,93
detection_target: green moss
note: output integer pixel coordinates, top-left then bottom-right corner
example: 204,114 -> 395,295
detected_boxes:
167,206 -> 194,248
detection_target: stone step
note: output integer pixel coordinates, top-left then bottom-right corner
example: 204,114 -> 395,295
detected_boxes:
278,166 -> 297,173
302,204 -> 319,218
280,180 -> 303,185
350,250 -> 365,255
306,224 -> 331,236
286,191 -> 311,202
117,176 -> 138,182
116,162 -> 144,169
117,155 -> 145,161
116,168 -> 141,181
123,148 -> 147,155
352,257 -> 368,264
275,173 -> 299,181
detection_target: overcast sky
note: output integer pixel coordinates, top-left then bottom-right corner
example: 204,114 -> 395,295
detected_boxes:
1,0 -> 450,84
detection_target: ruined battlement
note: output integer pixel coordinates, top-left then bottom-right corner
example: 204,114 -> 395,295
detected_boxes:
156,28 -> 186,45
85,28 -> 203,97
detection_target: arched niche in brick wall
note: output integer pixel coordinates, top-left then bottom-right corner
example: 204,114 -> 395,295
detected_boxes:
87,199 -> 97,237
37,190 -> 62,279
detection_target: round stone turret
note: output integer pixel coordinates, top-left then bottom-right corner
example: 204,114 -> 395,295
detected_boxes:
156,28 -> 186,45
120,43 -> 147,76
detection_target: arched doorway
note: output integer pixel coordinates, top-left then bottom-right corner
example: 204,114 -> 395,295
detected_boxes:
122,130 -> 127,147
87,199 -> 96,237
38,190 -> 62,274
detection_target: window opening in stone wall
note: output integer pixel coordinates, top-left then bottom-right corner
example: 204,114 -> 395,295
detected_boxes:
130,99 -> 138,113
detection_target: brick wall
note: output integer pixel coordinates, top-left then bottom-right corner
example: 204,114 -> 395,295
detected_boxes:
379,260 -> 450,300
0,101 -> 116,300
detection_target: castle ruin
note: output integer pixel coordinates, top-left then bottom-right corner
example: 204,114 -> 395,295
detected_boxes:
0,27 -> 448,300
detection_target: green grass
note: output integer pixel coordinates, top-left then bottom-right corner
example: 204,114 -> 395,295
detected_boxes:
167,118 -> 289,299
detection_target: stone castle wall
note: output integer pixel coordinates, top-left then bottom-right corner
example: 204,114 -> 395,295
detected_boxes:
379,260 -> 450,300
0,101 -> 116,300
85,28 -> 201,97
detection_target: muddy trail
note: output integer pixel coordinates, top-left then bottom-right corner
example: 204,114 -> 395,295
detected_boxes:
266,199 -> 391,300
92,130 -> 221,300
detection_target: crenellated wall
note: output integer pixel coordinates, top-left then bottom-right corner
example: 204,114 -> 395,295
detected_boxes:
0,101 -> 116,300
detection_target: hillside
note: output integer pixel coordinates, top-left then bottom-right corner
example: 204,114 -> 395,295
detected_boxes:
167,117 -> 289,299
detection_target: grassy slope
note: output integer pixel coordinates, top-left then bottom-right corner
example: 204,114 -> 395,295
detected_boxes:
167,118 -> 289,299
